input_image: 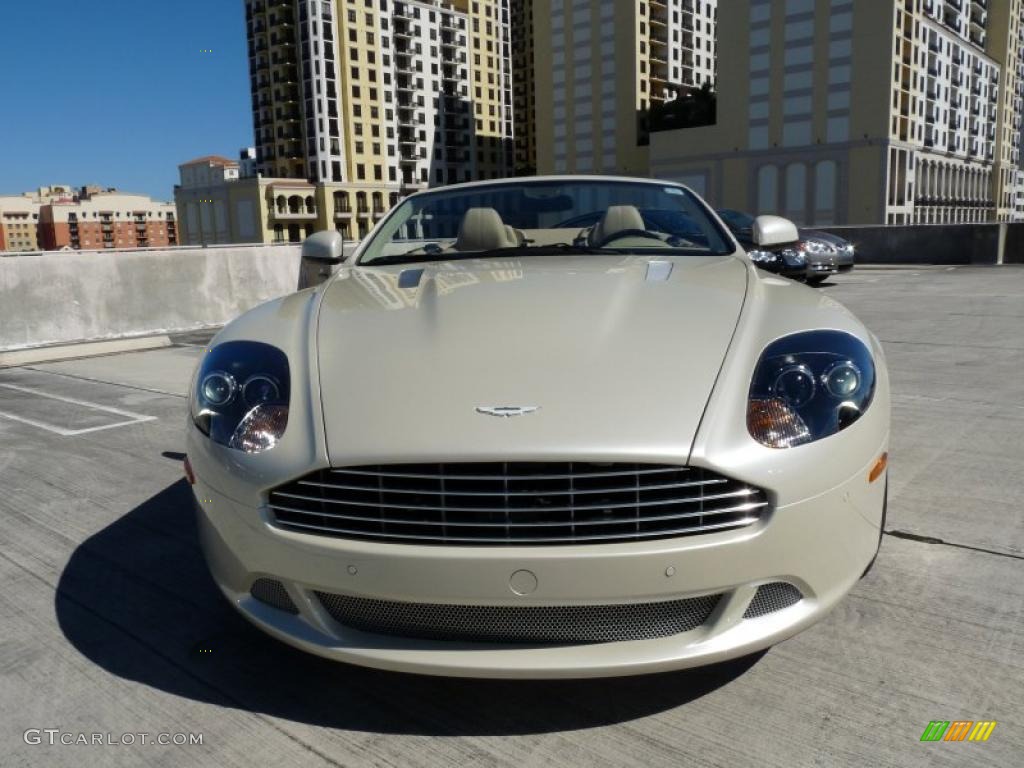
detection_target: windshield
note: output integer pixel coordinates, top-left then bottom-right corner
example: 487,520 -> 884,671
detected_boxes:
358,179 -> 735,266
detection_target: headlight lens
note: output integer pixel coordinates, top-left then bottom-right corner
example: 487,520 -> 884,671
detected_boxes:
802,240 -> 830,254
748,331 -> 875,448
200,371 -> 236,406
778,247 -> 807,266
748,249 -> 779,265
191,341 -> 290,453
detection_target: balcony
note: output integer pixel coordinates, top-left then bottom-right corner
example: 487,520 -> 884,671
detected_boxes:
273,207 -> 317,221
970,22 -> 986,47
272,187 -> 317,221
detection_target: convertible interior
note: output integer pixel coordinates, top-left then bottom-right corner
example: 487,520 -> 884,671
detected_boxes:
382,204 -> 712,259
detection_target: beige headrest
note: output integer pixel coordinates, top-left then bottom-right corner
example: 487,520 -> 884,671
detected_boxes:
504,225 -> 524,246
455,207 -> 516,252
589,205 -> 645,246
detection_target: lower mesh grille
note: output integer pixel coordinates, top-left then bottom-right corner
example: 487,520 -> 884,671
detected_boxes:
743,582 -> 803,618
315,592 -> 722,644
250,578 -> 298,614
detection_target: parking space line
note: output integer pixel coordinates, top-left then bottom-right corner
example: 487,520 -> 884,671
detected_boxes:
0,383 -> 157,436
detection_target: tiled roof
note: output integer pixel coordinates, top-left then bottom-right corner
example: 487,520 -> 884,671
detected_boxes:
181,155 -> 239,167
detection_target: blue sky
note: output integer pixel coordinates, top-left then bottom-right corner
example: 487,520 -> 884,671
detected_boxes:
0,1 -> 253,201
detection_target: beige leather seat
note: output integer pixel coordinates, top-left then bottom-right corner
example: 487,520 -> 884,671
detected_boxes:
455,207 -> 518,251
588,205 -> 645,247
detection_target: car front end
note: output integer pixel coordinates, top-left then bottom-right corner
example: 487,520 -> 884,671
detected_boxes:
802,230 -> 856,277
187,177 -> 889,678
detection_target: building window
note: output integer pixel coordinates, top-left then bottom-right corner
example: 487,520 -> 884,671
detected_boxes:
813,160 -> 837,224
785,163 -> 807,223
757,165 -> 779,213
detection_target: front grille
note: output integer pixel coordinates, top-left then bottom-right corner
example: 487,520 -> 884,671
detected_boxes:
315,592 -> 723,644
250,578 -> 298,614
268,463 -> 769,546
743,582 -> 803,618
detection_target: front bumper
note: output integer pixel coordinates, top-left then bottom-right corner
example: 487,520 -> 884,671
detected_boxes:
191,462 -> 885,678
807,258 -> 839,277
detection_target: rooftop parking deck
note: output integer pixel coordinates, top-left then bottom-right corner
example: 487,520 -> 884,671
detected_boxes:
1,266 -> 1021,767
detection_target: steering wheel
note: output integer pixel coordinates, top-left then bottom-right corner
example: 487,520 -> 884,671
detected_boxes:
594,229 -> 668,248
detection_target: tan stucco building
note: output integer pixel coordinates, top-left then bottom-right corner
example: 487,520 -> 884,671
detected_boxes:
175,153 -> 409,245
526,0 -> 718,176
648,0 -> 1024,225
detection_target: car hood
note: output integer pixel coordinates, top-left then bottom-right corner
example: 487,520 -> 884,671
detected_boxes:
315,255 -> 749,465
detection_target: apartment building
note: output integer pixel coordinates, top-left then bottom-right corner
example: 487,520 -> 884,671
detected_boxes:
0,197 -> 42,252
42,191 -> 177,250
648,0 -> 1024,225
527,0 -> 718,176
511,0 -> 536,174
245,0 -> 513,239
0,186 -> 176,252
0,186 -> 81,252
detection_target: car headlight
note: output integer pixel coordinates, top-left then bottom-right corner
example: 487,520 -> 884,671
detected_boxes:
191,341 -> 290,453
778,247 -> 807,266
747,249 -> 779,265
802,240 -> 830,254
747,330 -> 875,448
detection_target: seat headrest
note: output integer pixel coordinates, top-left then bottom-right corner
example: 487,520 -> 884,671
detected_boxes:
504,225 -> 524,246
589,205 -> 645,247
455,207 -> 516,252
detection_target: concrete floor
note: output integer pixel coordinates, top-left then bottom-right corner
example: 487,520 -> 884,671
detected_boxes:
0,266 -> 1021,767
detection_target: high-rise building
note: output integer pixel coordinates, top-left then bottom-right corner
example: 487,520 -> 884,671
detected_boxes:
648,0 -> 1024,225
525,0 -> 718,176
511,0 -> 536,174
245,0 -> 513,238
0,187 -> 176,252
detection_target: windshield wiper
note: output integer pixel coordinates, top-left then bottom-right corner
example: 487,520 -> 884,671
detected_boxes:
363,243 -> 620,267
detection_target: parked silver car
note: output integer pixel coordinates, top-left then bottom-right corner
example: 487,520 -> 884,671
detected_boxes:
800,229 -> 856,284
718,210 -> 855,285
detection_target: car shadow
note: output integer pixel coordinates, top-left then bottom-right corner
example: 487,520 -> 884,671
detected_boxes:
55,478 -> 764,736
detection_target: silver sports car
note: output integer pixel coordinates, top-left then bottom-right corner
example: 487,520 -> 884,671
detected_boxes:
186,176 -> 890,679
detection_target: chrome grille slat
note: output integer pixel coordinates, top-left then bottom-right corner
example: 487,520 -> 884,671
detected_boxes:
273,515 -> 763,543
298,478 -> 728,496
268,501 -> 769,528
269,463 -> 770,546
271,487 -> 758,513
327,466 -> 690,481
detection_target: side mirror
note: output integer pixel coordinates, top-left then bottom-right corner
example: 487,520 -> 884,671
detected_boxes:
752,215 -> 799,249
299,230 -> 345,290
302,230 -> 345,264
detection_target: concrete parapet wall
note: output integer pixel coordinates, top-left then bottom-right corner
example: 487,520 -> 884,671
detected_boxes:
818,223 -> 1024,265
0,244 -> 303,351
1,225 -> 1021,351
